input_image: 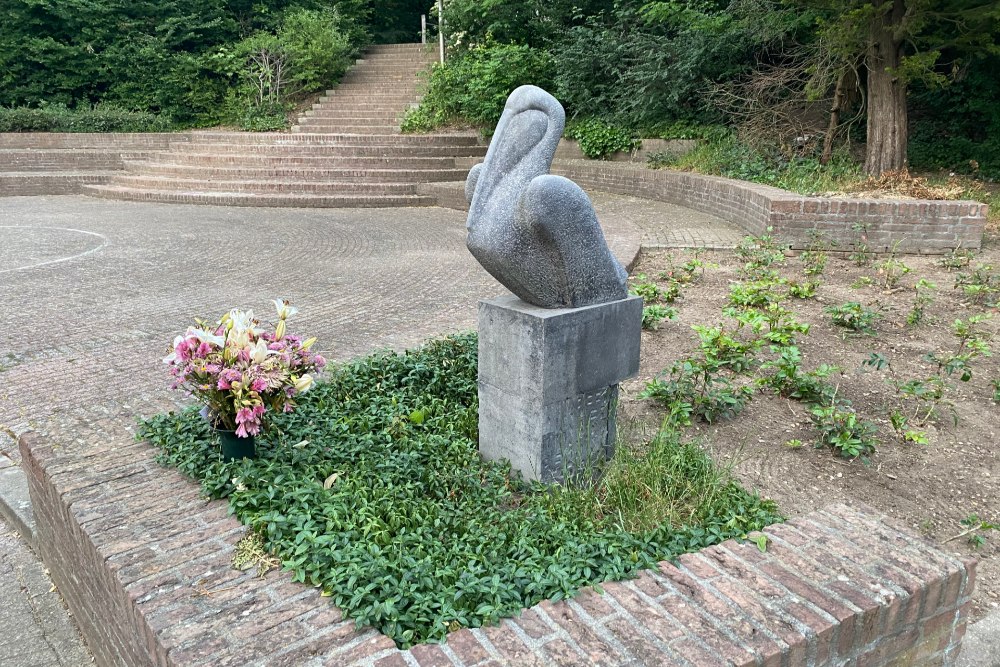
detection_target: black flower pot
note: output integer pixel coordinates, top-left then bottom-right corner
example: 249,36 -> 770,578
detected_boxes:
216,428 -> 256,461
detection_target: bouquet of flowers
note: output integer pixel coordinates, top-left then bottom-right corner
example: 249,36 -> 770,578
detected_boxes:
164,299 -> 326,438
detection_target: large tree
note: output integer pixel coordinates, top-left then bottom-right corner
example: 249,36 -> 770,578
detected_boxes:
805,0 -> 999,175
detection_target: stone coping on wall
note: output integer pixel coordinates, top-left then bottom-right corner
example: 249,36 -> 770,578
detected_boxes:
20,430 -> 975,666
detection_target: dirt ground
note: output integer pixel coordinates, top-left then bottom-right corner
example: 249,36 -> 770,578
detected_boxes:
620,232 -> 1000,622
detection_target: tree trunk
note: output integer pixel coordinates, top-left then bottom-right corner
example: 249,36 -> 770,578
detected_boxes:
821,69 -> 849,165
864,0 -> 908,176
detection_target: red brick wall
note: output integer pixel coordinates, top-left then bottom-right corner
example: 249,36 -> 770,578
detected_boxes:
550,161 -> 987,254
20,431 -> 975,666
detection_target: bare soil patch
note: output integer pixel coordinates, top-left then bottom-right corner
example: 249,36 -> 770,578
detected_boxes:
621,234 -> 1000,622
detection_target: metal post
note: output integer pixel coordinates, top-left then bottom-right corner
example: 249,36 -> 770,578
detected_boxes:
438,0 -> 445,63
421,14 -> 427,44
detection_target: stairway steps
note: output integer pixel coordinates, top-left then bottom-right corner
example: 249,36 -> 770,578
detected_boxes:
137,154 -> 460,168
112,175 -> 423,195
84,185 -> 436,208
123,162 -> 468,182
178,133 -> 480,146
87,43 -> 470,208
170,143 -> 484,158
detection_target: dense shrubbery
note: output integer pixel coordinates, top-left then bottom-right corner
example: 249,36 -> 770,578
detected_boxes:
0,105 -> 173,133
0,0 -> 421,130
649,134 -> 862,195
908,57 -> 1000,179
401,43 -> 554,134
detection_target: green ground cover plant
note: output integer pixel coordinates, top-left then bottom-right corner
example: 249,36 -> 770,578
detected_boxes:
139,333 -> 780,648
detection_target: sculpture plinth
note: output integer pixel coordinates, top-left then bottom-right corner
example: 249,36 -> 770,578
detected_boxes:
477,294 -> 642,483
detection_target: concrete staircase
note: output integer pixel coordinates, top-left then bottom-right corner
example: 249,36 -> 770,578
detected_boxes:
84,44 -> 484,208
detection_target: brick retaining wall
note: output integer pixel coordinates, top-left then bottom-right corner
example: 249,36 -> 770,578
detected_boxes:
20,431 -> 975,666
548,160 -> 987,254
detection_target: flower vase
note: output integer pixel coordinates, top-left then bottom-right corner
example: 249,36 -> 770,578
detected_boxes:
216,428 -> 256,461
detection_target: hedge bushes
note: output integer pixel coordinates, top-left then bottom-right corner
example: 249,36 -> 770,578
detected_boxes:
0,105 -> 173,133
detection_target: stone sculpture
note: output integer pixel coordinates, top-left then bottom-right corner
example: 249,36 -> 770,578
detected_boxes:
468,86 -> 642,483
465,85 -> 628,309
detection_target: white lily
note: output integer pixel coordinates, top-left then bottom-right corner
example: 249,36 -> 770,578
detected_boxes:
162,334 -> 185,364
273,299 -> 298,320
294,374 -> 313,392
249,338 -> 276,364
187,326 -> 225,348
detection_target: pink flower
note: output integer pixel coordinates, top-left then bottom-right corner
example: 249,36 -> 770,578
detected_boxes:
314,355 -> 327,368
251,378 -> 267,392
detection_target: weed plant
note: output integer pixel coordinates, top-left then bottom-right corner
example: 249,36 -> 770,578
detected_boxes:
907,279 -> 938,326
826,302 -> 880,335
139,333 -> 780,647
642,304 -> 676,330
954,264 -> 999,306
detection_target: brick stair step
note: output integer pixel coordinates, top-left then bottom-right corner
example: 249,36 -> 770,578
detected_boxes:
139,154 -> 460,169
297,115 -> 402,125
301,110 -> 402,119
170,144 -> 485,158
110,175 -> 423,195
123,163 -> 468,182
290,128 -> 403,136
0,149 -> 125,171
83,184 -> 436,208
1,170 -> 118,195
181,132 -> 480,146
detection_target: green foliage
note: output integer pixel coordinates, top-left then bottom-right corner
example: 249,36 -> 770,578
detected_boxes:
954,264 -> 1000,306
0,0 -> 366,129
958,515 -> 999,550
876,257 -> 912,290
909,56 -> 1000,179
0,104 -> 172,133
849,224 -> 874,267
787,280 -> 819,299
759,346 -> 839,406
992,379 -> 1000,404
826,302 -> 879,335
734,229 -> 786,280
907,279 -> 937,326
139,332 -> 781,647
640,359 -> 755,425
642,304 -> 677,330
809,404 -> 877,459
662,137 -> 861,194
565,119 -> 640,160
402,43 -> 554,134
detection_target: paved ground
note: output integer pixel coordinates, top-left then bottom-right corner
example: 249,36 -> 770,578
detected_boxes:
1,194 -> 994,666
0,516 -> 93,666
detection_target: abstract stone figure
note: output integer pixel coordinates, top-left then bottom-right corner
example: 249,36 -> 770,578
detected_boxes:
465,85 -> 628,308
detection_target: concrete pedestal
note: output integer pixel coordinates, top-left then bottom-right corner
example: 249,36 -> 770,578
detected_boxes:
477,294 -> 642,483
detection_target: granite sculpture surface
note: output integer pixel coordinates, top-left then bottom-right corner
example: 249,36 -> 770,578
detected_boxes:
465,85 -> 627,309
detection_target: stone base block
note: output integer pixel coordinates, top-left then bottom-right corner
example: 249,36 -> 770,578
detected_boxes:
477,294 -> 642,482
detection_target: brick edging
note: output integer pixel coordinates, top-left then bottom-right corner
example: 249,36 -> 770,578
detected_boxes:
19,431 -> 975,666
548,160 -> 987,254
